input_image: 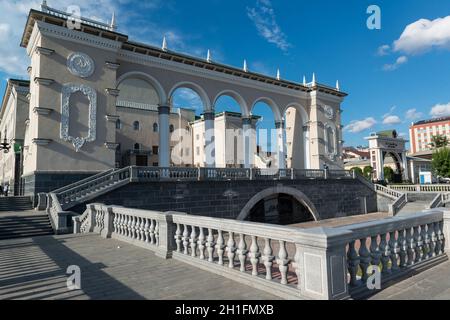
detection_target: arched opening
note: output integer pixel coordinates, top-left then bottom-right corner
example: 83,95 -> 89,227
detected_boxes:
248,193 -> 316,225
133,121 -> 140,131
284,104 -> 309,169
170,86 -> 204,167
213,92 -> 253,168
117,76 -> 161,109
251,98 -> 283,169
383,152 -> 403,183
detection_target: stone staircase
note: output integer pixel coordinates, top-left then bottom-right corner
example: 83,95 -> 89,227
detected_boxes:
0,196 -> 33,211
0,213 -> 53,240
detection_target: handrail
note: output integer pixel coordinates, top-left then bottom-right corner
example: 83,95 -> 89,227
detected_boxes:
50,169 -> 115,194
389,184 -> 450,193
375,184 -> 407,215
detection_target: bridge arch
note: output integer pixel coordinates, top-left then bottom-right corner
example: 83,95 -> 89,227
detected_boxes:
237,186 -> 319,223
116,71 -> 167,105
168,81 -> 212,111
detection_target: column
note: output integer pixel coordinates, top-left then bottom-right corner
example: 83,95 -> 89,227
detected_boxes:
401,152 -> 409,181
242,117 -> 252,168
375,149 -> 384,181
158,104 -> 170,167
275,120 -> 286,169
204,111 -> 215,168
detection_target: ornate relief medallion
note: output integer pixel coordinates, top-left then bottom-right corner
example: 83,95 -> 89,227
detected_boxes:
67,52 -> 95,78
61,83 -> 97,152
323,105 -> 334,120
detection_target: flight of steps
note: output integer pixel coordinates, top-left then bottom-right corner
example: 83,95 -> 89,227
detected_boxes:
0,214 -> 54,240
0,196 -> 34,211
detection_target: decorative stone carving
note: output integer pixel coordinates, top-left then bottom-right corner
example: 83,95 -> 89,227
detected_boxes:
323,105 -> 334,120
61,83 -> 97,152
67,52 -> 95,78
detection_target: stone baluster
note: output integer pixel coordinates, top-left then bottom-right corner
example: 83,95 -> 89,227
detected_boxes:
370,235 -> 381,270
112,213 -> 118,234
149,219 -> 156,244
135,217 -> 140,240
421,224 -> 430,260
406,227 -> 415,265
227,232 -> 236,269
293,245 -> 301,290
276,240 -> 289,285
197,227 -> 206,260
389,231 -> 399,271
144,218 -> 150,243
126,215 -> 132,238
155,221 -> 160,246
190,226 -> 197,257
174,223 -> 182,252
248,236 -> 261,276
130,216 -> 136,239
237,234 -> 248,272
398,229 -> 407,268
117,214 -> 123,235
429,223 -> 436,258
359,238 -> 371,283
261,238 -> 274,280
216,230 -> 225,265
413,226 -> 422,263
140,218 -> 145,241
347,240 -> 359,286
379,233 -> 390,274
182,224 -> 189,255
206,228 -> 215,262
435,221 -> 443,255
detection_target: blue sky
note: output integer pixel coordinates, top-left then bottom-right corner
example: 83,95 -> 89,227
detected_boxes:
1,0 -> 450,149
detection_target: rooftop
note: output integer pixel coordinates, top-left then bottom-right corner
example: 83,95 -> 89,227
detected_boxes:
20,5 -> 346,98
412,116 -> 450,127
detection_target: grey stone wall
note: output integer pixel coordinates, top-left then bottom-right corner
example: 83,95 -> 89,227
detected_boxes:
405,192 -> 438,203
22,172 -> 100,196
72,179 -> 378,221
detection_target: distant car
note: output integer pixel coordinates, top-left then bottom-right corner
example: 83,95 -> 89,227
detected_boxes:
438,177 -> 450,184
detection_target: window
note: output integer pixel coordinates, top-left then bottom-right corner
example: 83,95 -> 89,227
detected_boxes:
133,121 -> 140,131
115,119 -> 121,129
134,143 -> 140,150
169,124 -> 174,133
196,134 -> 200,141
152,146 -> 159,155
153,123 -> 158,133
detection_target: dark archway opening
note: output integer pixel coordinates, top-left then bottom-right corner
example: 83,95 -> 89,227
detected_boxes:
247,193 -> 315,225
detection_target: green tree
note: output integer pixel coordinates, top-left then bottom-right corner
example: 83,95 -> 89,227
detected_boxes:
351,167 -> 363,176
432,147 -> 450,178
430,134 -> 449,149
363,166 -> 373,179
383,167 -> 394,183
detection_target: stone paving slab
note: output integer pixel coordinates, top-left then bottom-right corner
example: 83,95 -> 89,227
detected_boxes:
0,234 -> 279,300
369,260 -> 450,300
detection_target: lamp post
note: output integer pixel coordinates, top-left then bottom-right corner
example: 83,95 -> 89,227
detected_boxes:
0,136 -> 11,153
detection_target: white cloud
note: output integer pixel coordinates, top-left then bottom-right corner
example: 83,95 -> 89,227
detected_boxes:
382,115 -> 401,125
393,16 -> 450,55
405,108 -> 424,120
383,55 -> 408,71
430,103 -> 450,118
344,117 -> 377,133
377,44 -> 390,56
247,0 -> 291,52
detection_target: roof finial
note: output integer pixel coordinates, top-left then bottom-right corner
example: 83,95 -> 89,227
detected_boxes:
243,59 -> 248,72
110,11 -> 117,31
303,75 -> 306,86
41,0 -> 48,10
276,68 -> 281,80
312,73 -> 316,85
162,36 -> 168,52
336,80 -> 340,91
206,49 -> 211,63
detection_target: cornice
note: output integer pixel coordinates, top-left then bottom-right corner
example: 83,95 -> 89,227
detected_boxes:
33,107 -> 53,115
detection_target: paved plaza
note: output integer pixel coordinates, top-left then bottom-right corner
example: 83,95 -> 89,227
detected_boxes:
0,234 -> 279,300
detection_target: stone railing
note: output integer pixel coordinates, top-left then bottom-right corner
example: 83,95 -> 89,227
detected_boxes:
74,205 -> 450,300
342,210 -> 447,299
375,184 -> 407,215
428,193 -> 450,209
389,184 -> 450,193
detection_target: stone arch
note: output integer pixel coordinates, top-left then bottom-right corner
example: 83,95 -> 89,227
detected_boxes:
282,102 -> 309,125
116,71 -> 167,105
250,97 -> 282,122
213,90 -> 250,117
237,186 -> 319,221
168,81 -> 212,112
383,151 -> 403,173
